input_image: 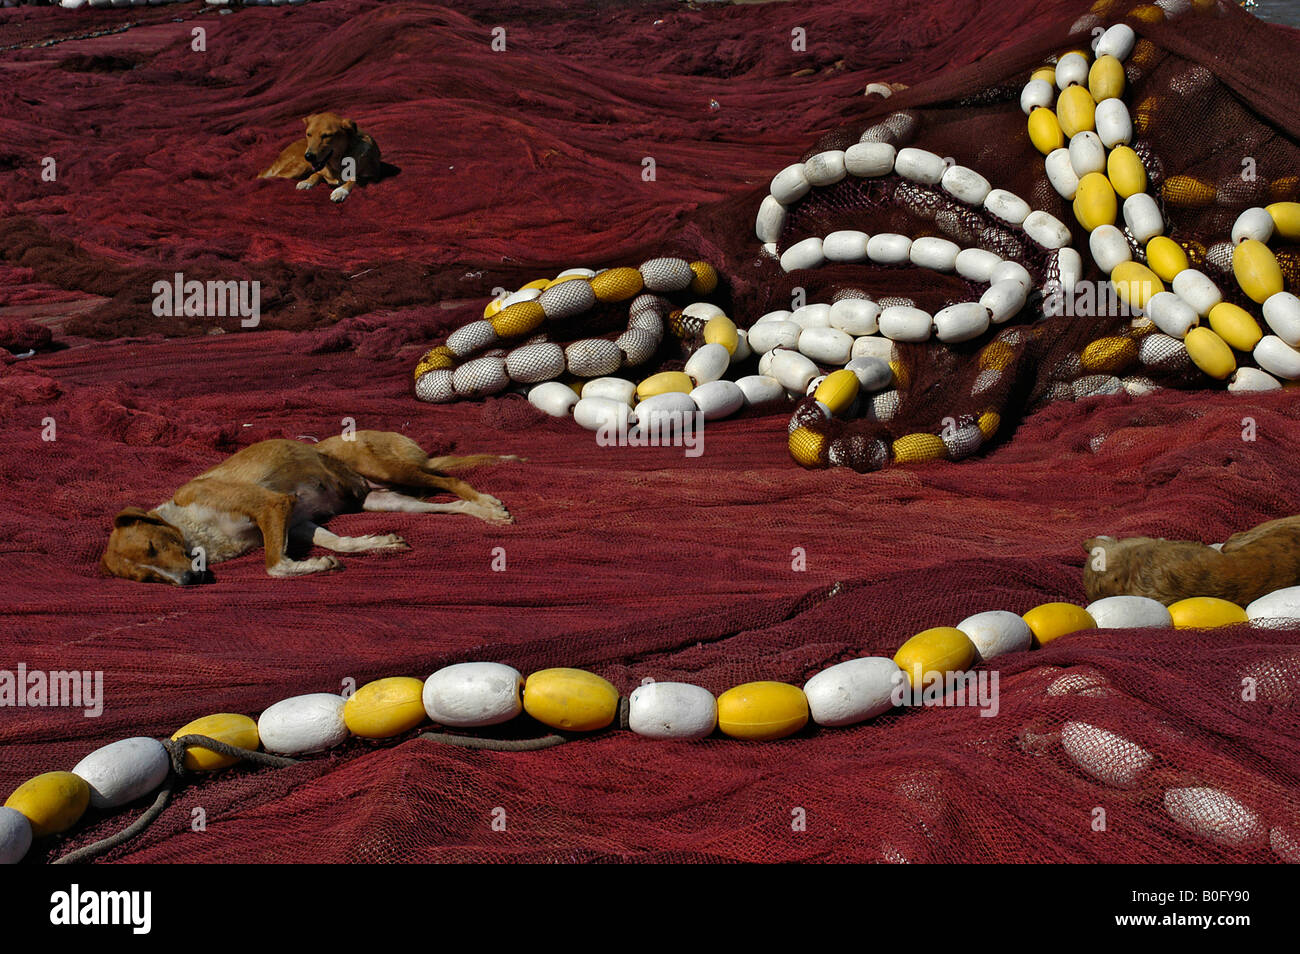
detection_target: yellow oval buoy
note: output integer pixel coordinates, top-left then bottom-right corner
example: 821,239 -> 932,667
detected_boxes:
1081,336 -> 1137,374
1106,146 -> 1147,199
1146,236 -> 1190,283
523,668 -> 619,732
1233,239 -> 1285,304
1022,603 -> 1097,647
788,426 -> 827,467
813,369 -> 860,416
636,370 -> 694,400
1207,302 -> 1264,352
1168,597 -> 1248,629
171,713 -> 261,772
1111,261 -> 1165,312
1088,55 -> 1125,101
893,627 -> 976,688
977,411 -> 1000,440
892,433 -> 947,463
716,682 -> 809,740
1028,107 -> 1065,155
1184,327 -> 1236,380
489,300 -> 546,338
1162,175 -> 1216,207
1266,202 -> 1300,241
4,772 -> 90,838
589,267 -> 644,302
343,677 -> 427,739
688,261 -> 719,295
702,315 -> 739,354
1057,86 -> 1096,138
1074,172 -> 1118,231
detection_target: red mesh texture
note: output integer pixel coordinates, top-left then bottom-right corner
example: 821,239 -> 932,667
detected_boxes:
1,0 -> 1298,863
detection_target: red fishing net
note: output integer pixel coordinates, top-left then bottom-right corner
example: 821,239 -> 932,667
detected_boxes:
1,0 -> 1298,863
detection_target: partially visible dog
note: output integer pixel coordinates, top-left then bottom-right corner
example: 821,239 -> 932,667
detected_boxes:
1083,516 -> 1300,606
102,431 -> 514,584
259,112 -> 381,202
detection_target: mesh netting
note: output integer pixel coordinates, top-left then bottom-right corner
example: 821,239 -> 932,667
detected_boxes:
1,0 -> 1299,863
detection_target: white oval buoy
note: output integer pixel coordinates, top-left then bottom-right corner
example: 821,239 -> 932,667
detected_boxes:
71,737 -> 170,810
528,381 -> 579,417
804,657 -> 901,727
822,230 -> 870,263
684,343 -> 731,384
798,327 -> 854,365
747,320 -> 802,354
828,298 -> 880,336
1061,722 -> 1153,788
690,380 -> 745,420
581,377 -> 637,405
1086,595 -> 1175,629
628,682 -> 717,740
934,302 -> 991,343
955,611 -> 1033,660
878,306 -> 932,342
423,662 -> 524,727
0,807 -> 32,865
574,396 -> 635,432
1164,786 -> 1264,848
1246,586 -> 1300,626
735,374 -> 786,407
780,237 -> 825,273
258,693 -> 349,756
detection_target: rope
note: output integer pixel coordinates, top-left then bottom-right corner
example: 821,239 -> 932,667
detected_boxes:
50,735 -> 297,865
48,705 -> 629,861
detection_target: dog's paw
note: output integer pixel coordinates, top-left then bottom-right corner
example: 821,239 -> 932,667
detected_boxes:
373,534 -> 410,551
330,186 -> 350,202
296,179 -> 316,191
268,555 -> 342,577
483,504 -> 514,526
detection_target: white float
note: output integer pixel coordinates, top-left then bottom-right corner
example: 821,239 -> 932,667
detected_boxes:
71,737 -> 169,810
423,662 -> 524,727
1085,595 -> 1174,629
955,611 -> 1033,659
803,657 -> 901,726
1061,722 -> 1153,788
627,682 -> 717,740
258,693 -> 349,756
1164,787 -> 1264,848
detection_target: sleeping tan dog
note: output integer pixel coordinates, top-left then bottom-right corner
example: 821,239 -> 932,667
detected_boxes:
1083,516 -> 1300,606
259,112 -> 381,203
102,431 -> 514,584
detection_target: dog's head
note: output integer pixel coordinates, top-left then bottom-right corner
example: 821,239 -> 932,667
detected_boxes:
1082,535 -> 1135,601
301,113 -> 357,171
102,508 -> 207,585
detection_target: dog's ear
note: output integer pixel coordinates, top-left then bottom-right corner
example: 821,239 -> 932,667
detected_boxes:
1083,535 -> 1115,554
113,507 -> 168,529
341,118 -> 357,133
302,115 -> 313,127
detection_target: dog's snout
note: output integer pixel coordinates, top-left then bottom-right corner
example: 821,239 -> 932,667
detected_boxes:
303,151 -> 317,163
180,569 -> 208,586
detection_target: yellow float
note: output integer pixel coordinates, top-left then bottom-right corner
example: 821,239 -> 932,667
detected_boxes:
716,682 -> 809,741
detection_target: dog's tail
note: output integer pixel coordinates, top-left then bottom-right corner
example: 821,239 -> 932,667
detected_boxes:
423,454 -> 513,473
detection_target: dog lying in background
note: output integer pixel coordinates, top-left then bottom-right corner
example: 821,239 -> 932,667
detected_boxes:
259,112 -> 381,202
1083,516 -> 1300,606
102,431 -> 514,584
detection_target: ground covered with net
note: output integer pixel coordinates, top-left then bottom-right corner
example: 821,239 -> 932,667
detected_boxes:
1,0 -> 1298,862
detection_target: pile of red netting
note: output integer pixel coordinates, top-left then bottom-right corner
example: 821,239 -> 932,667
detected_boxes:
1,0 -> 1298,862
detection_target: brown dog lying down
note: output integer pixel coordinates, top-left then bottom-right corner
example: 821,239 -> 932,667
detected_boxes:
1084,516 -> 1300,606
102,431 -> 514,584
259,112 -> 381,202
